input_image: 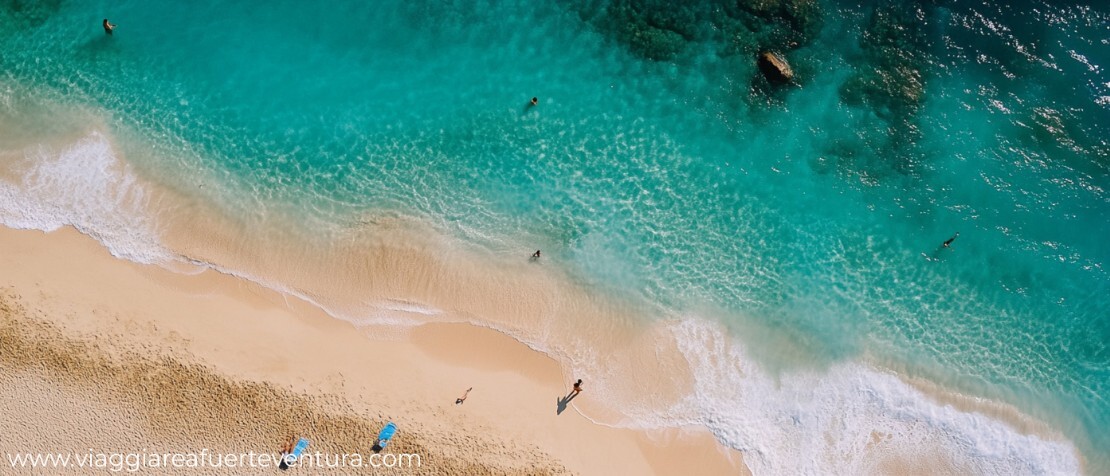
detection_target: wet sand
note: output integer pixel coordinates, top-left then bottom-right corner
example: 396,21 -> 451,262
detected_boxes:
0,226 -> 746,475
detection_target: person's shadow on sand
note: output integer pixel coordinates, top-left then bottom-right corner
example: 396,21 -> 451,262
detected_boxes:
556,391 -> 578,415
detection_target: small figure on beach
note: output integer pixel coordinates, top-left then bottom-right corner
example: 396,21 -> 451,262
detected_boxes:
102,19 -> 116,35
531,97 -> 538,106
943,232 -> 959,248
532,250 -> 541,259
572,379 -> 582,395
278,437 -> 295,470
456,387 -> 472,405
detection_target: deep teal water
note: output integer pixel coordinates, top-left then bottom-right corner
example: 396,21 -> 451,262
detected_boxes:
1,0 -> 1107,470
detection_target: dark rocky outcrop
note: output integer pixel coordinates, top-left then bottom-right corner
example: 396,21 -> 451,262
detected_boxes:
757,51 -> 794,83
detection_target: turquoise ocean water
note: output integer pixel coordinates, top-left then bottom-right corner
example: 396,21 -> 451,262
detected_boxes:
1,0 -> 1106,472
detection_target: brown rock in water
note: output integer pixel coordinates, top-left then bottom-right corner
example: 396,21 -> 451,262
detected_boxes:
758,52 -> 794,83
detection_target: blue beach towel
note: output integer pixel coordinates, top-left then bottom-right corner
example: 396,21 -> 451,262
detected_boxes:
279,437 -> 309,470
376,422 -> 397,450
290,437 -> 309,458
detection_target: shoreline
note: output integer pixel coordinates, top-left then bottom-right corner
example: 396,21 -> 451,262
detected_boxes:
0,225 -> 746,475
2,126 -> 1089,473
2,0 -> 1106,470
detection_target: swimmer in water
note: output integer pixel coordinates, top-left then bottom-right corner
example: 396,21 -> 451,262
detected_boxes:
943,232 -> 959,248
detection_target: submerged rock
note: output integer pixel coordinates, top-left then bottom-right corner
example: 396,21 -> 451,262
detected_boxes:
758,51 -> 794,83
738,0 -> 823,46
836,4 -> 933,176
561,0 -> 824,63
606,0 -> 699,61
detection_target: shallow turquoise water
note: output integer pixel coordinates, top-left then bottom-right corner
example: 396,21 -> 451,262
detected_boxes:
2,0 -> 1107,470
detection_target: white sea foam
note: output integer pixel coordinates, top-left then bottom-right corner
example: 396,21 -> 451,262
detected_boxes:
0,132 -> 171,264
179,253 -> 444,331
343,302 -> 444,329
0,132 -> 1083,475
657,317 -> 1081,475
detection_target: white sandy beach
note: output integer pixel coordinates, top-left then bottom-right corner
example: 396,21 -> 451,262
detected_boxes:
0,225 -> 746,475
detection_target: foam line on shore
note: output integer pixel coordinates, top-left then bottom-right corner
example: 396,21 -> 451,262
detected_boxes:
665,317 -> 1082,475
0,131 -> 170,264
0,128 -> 1088,475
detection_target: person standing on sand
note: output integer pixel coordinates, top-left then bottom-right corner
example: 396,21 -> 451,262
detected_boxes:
278,437 -> 295,470
102,19 -> 116,35
532,250 -> 541,259
456,387 -> 472,405
572,379 -> 582,395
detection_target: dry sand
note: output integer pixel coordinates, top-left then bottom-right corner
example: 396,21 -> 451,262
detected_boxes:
0,226 -> 746,475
